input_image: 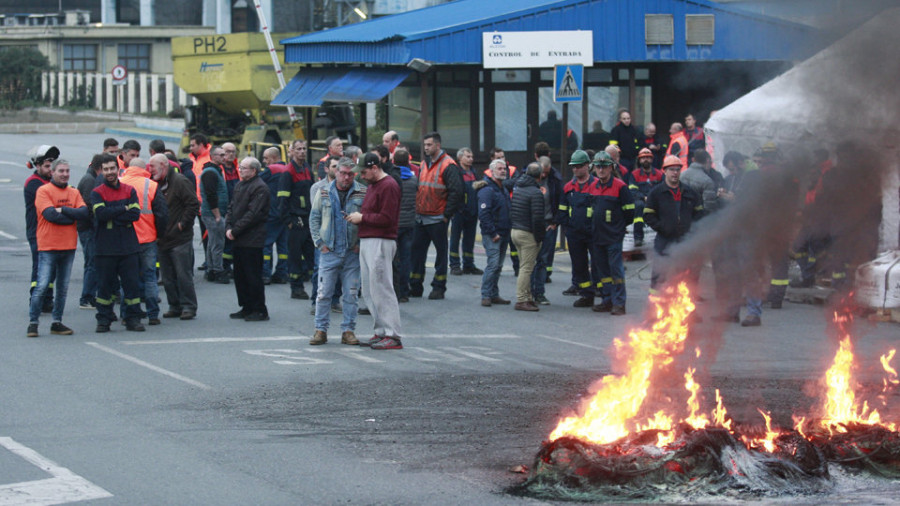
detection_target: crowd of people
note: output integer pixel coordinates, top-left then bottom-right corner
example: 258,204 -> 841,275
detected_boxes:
24,109 -> 856,342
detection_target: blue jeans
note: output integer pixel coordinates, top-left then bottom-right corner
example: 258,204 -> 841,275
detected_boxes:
531,227 -> 557,297
315,250 -> 360,332
78,230 -> 97,302
263,220 -> 289,280
29,250 -> 75,323
29,238 -> 55,303
392,227 -> 414,298
595,242 -> 626,306
449,212 -> 477,269
311,247 -> 341,308
480,232 -> 509,299
138,241 -> 160,319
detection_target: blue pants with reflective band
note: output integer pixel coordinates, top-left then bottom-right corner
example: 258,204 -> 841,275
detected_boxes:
449,212 -> 477,269
594,242 -> 626,306
262,219 -> 289,280
531,226 -> 557,296
95,254 -> 142,324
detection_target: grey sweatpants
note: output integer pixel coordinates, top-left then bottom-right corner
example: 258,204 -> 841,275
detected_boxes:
359,238 -> 402,338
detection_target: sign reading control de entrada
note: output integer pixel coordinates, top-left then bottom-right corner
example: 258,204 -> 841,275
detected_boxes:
482,31 -> 593,69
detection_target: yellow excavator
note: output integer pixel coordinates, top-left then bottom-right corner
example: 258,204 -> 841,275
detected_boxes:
172,32 -> 304,159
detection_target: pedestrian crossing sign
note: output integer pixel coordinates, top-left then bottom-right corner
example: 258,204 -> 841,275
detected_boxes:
554,64 -> 583,103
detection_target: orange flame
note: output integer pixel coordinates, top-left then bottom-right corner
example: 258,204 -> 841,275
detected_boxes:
798,311 -> 895,435
684,367 -> 710,430
548,282 -> 695,445
712,389 -> 732,432
881,349 -> 899,393
742,410 -> 782,452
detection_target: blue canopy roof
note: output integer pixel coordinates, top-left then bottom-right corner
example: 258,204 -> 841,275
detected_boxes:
281,0 -> 821,65
272,67 -> 411,107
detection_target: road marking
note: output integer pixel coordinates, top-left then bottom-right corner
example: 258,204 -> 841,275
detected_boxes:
404,347 -> 466,362
86,342 -> 212,390
0,437 -> 113,505
440,346 -> 502,362
121,334 -> 521,345
123,336 -> 304,345
411,334 -> 519,339
539,335 -> 606,351
326,348 -> 384,363
0,230 -> 16,240
244,349 -> 333,365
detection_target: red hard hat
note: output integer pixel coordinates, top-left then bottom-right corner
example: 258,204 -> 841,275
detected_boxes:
637,148 -> 653,159
662,155 -> 682,169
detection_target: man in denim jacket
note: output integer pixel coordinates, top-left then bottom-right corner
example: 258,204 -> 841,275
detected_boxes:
308,157 -> 367,346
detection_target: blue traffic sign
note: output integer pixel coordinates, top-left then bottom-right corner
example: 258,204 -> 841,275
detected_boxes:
554,64 -> 583,103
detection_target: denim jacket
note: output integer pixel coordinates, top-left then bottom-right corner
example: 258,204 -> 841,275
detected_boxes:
310,179 -> 367,253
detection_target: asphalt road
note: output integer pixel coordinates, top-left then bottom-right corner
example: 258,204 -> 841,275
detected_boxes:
1,134 -> 899,505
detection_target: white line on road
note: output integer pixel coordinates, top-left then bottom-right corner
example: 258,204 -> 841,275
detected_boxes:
123,336 -> 304,345
0,437 -> 113,505
328,348 -> 384,363
0,230 -> 16,240
439,346 -> 503,362
86,342 -> 212,390
121,334 -> 521,345
539,335 -> 607,351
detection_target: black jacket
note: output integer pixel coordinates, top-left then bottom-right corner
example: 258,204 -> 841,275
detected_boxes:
226,175 -> 270,248
510,174 -> 546,242
157,172 -> 199,250
610,123 -> 642,161
76,167 -> 98,232
643,183 -> 704,242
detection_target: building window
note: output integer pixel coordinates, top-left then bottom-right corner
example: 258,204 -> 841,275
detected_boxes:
118,44 -> 150,72
116,0 -> 140,25
686,15 -> 715,45
63,44 -> 97,71
645,14 -> 674,45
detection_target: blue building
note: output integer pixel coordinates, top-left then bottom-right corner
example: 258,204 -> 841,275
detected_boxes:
276,0 -> 825,168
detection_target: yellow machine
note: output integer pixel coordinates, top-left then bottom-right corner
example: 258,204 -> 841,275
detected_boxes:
172,32 -> 304,158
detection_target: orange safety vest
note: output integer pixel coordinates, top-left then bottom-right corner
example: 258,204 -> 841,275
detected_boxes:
416,151 -> 455,216
120,166 -> 159,244
190,145 -> 211,202
667,131 -> 689,171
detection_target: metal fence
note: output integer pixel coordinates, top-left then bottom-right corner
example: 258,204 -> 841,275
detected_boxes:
41,71 -> 196,115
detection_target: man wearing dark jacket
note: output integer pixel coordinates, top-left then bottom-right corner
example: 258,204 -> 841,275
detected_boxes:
200,146 -> 229,284
409,132 -> 464,300
449,147 -> 482,276
91,160 -> 144,332
510,163 -> 546,311
531,155 -> 562,305
644,155 -> 705,294
279,139 -> 315,300
609,109 -> 642,171
260,147 -> 289,284
149,154 -> 200,320
392,149 -> 418,302
24,145 -> 59,313
475,159 -> 512,307
76,153 -> 115,309
559,150 -> 600,307
226,157 -> 271,321
590,151 -> 635,315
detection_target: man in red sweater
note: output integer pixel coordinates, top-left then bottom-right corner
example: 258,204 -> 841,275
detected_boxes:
345,153 -> 403,350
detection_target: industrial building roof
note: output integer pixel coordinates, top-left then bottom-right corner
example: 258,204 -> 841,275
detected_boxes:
280,0 -> 822,65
